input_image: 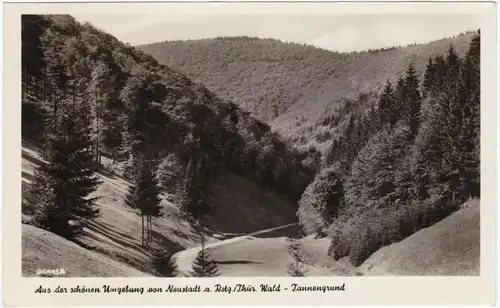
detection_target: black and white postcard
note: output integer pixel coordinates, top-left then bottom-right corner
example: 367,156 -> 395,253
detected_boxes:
2,1 -> 497,306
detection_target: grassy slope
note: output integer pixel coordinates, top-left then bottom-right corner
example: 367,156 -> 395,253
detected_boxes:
22,224 -> 150,277
360,200 -> 480,276
22,146 -> 298,275
139,33 -> 475,151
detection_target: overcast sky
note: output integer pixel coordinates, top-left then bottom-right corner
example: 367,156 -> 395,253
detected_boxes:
73,14 -> 480,52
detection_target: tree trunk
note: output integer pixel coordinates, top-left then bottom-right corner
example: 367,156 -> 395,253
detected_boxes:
95,91 -> 101,166
148,215 -> 152,245
72,82 -> 76,120
42,73 -> 45,105
141,213 -> 145,246
52,81 -> 57,120
23,64 -> 27,102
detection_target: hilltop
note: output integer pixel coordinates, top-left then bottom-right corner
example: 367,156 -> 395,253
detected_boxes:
139,33 -> 475,151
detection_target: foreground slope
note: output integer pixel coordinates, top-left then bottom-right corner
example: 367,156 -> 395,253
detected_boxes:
360,200 -> 480,276
22,224 -> 150,277
140,33 -> 475,149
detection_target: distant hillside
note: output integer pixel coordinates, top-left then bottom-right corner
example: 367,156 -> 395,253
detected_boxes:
139,33 -> 475,150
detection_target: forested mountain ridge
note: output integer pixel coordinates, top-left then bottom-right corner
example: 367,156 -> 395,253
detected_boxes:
139,32 -> 475,151
22,14 -> 316,241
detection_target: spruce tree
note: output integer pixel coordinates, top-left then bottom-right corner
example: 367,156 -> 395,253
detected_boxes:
31,101 -> 101,239
445,44 -> 461,80
454,33 -> 480,199
125,161 -> 163,246
412,45 -> 465,208
286,238 -> 307,277
87,60 -> 113,166
189,236 -> 220,277
378,80 -> 394,127
392,76 -> 406,125
433,55 -> 447,92
150,242 -> 178,277
422,57 -> 435,97
403,63 -> 422,137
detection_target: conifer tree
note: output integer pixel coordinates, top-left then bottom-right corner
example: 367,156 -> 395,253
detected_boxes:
454,33 -> 480,199
378,80 -> 394,127
125,161 -> 163,246
412,44 -> 467,207
403,63 -> 422,136
286,238 -> 307,277
189,236 -> 220,277
392,76 -> 406,124
433,54 -> 447,92
31,99 -> 101,239
150,242 -> 178,277
88,60 -> 113,166
445,44 -> 461,80
422,57 -> 435,97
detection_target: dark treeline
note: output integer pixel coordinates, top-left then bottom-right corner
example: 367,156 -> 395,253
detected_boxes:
22,15 -> 316,240
297,31 -> 480,266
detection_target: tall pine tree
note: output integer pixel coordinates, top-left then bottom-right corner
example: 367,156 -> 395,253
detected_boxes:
286,238 -> 307,277
125,161 -> 163,246
30,99 -> 101,239
392,76 -> 406,125
402,62 -> 422,137
189,236 -> 220,277
378,80 -> 395,127
422,57 -> 435,97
